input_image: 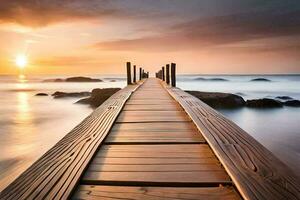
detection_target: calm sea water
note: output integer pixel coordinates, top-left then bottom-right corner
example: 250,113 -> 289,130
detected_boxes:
0,75 -> 126,191
0,74 -> 299,190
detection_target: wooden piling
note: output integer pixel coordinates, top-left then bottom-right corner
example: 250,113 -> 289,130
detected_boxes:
133,65 -> 136,83
139,68 -> 142,80
171,63 -> 176,87
166,64 -> 170,84
127,62 -> 132,85
162,67 -> 165,81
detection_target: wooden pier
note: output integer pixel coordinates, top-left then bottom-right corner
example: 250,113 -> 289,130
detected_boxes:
1,63 -> 300,200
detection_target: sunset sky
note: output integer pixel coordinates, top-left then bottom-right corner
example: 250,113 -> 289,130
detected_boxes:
0,0 -> 300,75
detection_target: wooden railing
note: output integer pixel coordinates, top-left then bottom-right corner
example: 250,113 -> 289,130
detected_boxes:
126,62 -> 148,85
156,63 -> 176,87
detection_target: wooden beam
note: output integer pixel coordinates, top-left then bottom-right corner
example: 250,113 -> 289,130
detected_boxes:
133,65 -> 136,83
0,83 -> 142,200
166,64 -> 170,84
127,62 -> 132,85
171,63 -> 176,87
139,68 -> 142,81
162,67 -> 165,81
165,86 -> 300,200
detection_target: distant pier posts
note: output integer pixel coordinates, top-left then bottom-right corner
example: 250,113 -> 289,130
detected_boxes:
171,63 -> 176,87
126,62 -> 132,85
127,62 -> 148,85
155,63 -> 176,87
166,64 -> 170,84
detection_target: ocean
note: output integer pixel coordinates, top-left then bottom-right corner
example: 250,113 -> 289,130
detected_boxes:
0,74 -> 299,190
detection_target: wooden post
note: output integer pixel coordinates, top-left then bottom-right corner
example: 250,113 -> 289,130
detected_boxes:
126,62 -> 132,85
166,64 -> 170,84
142,69 -> 144,78
162,67 -> 165,81
139,68 -> 142,80
147,72 -> 149,78
133,65 -> 136,83
171,63 -> 176,87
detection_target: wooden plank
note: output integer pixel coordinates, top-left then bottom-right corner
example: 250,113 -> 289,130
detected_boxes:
106,122 -> 205,143
87,163 -> 224,172
100,144 -> 213,152
111,122 -> 196,132
82,171 -> 231,185
126,99 -> 175,105
82,143 -> 230,185
0,83 -> 142,200
166,85 -> 300,200
72,185 -> 242,200
91,157 -> 220,165
123,104 -> 181,111
116,110 -> 190,122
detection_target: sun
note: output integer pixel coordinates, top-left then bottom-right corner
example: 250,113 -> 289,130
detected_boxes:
15,54 -> 28,69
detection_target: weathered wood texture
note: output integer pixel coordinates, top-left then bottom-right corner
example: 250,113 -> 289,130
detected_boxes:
105,122 -> 205,144
82,144 -> 231,185
0,83 -> 141,200
165,85 -> 300,200
72,185 -> 242,200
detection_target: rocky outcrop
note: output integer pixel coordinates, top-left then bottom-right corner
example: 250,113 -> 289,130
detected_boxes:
43,76 -> 103,82
194,77 -> 229,81
276,96 -> 293,100
35,93 -> 48,96
250,78 -> 271,82
77,88 -> 121,108
52,91 -> 91,99
284,100 -> 300,107
186,91 -> 245,108
65,76 -> 103,82
246,98 -> 283,108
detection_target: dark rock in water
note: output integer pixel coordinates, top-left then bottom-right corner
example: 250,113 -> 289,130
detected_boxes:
52,91 -> 91,99
194,77 -> 228,81
77,88 -> 121,108
43,78 -> 64,82
276,96 -> 293,100
186,91 -> 245,108
284,100 -> 300,107
209,78 -> 229,81
43,76 -> 102,82
35,93 -> 48,96
246,98 -> 282,108
250,78 -> 271,82
65,76 -> 103,82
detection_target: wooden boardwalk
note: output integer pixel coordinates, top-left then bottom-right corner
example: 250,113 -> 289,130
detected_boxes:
1,76 -> 299,200
72,78 -> 241,199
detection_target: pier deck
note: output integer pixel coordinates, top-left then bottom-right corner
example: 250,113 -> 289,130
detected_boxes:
72,78 -> 241,199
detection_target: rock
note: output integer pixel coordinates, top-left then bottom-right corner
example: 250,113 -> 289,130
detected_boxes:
246,98 -> 282,108
43,77 -> 102,82
35,93 -> 48,96
250,78 -> 271,82
276,96 -> 293,100
186,91 -> 245,108
194,77 -> 228,81
77,88 -> 121,108
52,91 -> 91,99
65,76 -> 103,82
284,100 -> 300,107
43,78 -> 64,82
